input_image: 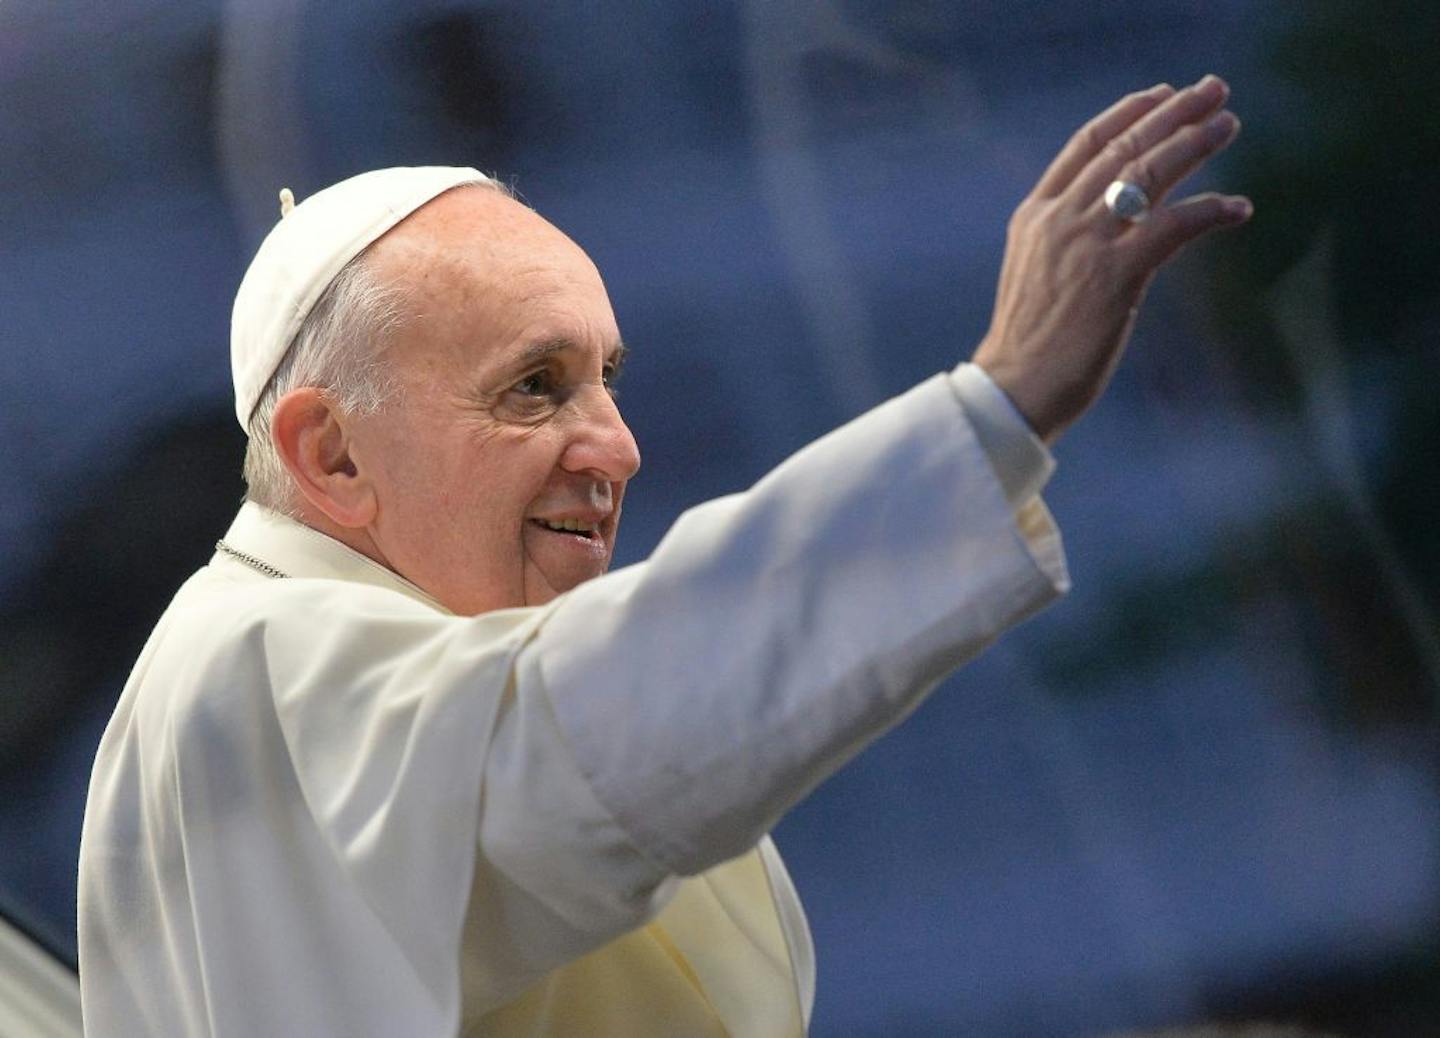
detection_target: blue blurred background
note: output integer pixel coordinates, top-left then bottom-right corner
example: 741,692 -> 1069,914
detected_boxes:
2,1 -> 1438,1034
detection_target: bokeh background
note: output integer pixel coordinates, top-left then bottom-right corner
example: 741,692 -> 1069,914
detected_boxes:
2,1 -> 1438,1034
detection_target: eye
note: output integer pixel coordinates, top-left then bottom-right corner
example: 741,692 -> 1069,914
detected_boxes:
602,360 -> 624,397
513,370 -> 553,397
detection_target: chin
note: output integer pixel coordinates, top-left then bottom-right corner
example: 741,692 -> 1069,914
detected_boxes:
526,565 -> 610,607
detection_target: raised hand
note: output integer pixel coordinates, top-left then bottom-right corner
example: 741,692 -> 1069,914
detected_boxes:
971,75 -> 1252,444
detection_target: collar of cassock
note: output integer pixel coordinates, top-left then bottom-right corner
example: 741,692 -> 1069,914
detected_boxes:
214,502 -> 452,615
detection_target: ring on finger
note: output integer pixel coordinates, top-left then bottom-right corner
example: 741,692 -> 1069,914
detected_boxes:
1104,179 -> 1151,222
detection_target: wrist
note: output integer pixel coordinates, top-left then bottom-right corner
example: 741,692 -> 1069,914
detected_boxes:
969,353 -> 1064,446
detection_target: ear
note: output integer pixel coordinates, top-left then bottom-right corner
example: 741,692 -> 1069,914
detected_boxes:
271,387 -> 377,528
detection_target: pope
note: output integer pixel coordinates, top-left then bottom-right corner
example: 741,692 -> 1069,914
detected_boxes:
78,76 -> 1249,1035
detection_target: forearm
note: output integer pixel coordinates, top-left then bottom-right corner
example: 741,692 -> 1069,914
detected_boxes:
531,373 -> 1069,876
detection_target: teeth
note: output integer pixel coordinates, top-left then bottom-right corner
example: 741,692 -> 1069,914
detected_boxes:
539,518 -> 597,534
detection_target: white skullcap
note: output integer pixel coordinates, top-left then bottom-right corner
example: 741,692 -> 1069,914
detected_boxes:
230,165 -> 490,430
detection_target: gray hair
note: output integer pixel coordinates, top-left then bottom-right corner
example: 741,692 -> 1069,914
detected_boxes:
241,178 -> 517,514
241,254 -> 407,514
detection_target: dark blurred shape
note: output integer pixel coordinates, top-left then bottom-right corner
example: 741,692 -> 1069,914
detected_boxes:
0,412 -> 246,780
1266,0 -> 1440,349
1202,940 -> 1440,1038
1116,1023 -> 1342,1038
1208,0 -> 1440,386
387,8 -> 531,170
1201,0 -> 1440,726
1031,500 -> 1435,727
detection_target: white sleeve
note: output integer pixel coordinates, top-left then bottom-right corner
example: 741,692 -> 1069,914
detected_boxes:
946,361 -> 1055,509
532,373 -> 1069,876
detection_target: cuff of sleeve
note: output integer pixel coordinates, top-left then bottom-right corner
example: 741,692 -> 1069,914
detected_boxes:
947,362 -> 1055,510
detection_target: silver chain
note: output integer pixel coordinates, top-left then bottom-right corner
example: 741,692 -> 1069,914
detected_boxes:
215,540 -> 289,579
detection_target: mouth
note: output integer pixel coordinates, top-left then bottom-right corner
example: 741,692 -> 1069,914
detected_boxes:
528,517 -> 602,541
523,509 -> 617,596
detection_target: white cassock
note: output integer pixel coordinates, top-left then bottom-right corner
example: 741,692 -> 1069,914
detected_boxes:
78,366 -> 1068,1036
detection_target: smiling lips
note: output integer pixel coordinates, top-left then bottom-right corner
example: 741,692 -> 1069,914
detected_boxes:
523,509 -> 616,595
531,516 -> 601,538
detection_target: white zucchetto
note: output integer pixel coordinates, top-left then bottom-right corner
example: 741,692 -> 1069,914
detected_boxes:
230,165 -> 489,430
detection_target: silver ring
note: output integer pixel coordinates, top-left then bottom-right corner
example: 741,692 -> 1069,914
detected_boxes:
1104,179 -> 1151,222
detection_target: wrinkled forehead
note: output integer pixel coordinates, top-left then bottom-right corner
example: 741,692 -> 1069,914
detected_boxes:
367,187 -> 615,368
371,185 -> 597,291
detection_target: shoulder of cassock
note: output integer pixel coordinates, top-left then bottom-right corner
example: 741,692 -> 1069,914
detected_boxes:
86,502 -> 678,1031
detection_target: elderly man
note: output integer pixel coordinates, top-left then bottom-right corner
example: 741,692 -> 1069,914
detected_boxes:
78,77 -> 1248,1035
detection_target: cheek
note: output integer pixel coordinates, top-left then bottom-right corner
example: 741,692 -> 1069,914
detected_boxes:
378,418 -> 563,539
382,424 -> 483,513
430,454 -> 537,544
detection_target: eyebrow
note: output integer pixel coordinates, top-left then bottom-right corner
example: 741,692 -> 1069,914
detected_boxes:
513,337 -> 629,370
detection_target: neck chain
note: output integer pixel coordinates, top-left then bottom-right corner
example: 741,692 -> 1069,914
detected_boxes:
215,540 -> 289,580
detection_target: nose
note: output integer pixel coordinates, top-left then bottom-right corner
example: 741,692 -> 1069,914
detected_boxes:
560,383 -> 641,482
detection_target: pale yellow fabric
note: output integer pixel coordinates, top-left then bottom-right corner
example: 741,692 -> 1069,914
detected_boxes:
472,847 -> 801,1036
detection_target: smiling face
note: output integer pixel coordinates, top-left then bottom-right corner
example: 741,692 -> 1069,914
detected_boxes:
346,186 -> 640,615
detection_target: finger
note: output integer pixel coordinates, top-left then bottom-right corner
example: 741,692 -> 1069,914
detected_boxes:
1066,74 -> 1229,209
1134,191 -> 1253,266
1088,110 -> 1241,228
1031,83 -> 1175,200
1130,110 -> 1240,208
